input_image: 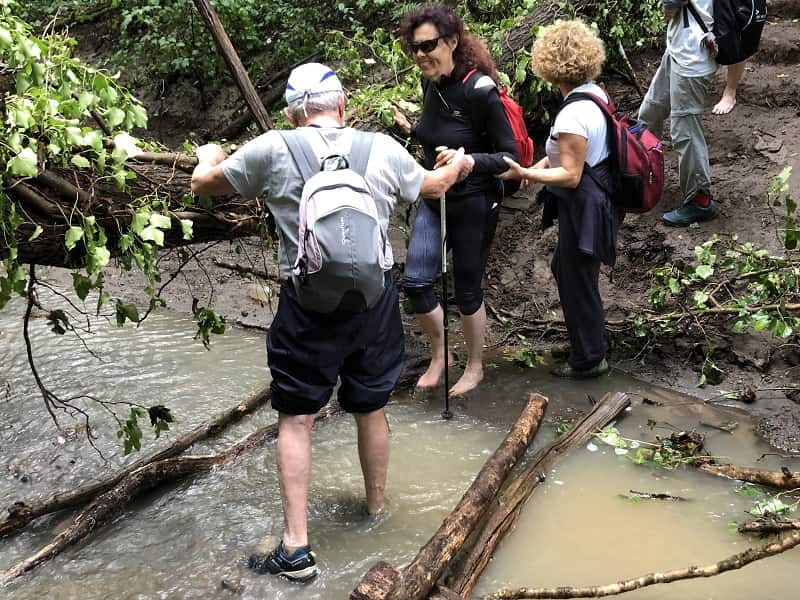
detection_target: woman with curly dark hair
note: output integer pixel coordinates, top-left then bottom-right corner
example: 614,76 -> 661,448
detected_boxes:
396,4 -> 518,397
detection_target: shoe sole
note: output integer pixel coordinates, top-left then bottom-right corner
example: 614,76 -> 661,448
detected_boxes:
278,566 -> 319,582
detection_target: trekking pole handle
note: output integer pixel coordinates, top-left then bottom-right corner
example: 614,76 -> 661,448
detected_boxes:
435,146 -> 448,273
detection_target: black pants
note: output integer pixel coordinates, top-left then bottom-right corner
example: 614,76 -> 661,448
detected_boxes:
551,219 -> 606,371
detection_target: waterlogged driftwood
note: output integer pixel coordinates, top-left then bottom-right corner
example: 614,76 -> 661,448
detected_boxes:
698,463 -> 800,490
485,530 -> 800,599
0,386 -> 272,539
0,400 -> 340,584
351,393 -> 549,600
739,518 -> 800,534
447,392 -> 631,599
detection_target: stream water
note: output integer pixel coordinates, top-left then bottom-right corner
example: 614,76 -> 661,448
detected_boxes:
0,294 -> 796,599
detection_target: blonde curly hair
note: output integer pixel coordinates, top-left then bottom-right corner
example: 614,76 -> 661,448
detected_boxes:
530,20 -> 605,86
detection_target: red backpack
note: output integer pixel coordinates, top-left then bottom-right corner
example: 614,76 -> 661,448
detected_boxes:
462,69 -> 534,168
560,91 -> 664,213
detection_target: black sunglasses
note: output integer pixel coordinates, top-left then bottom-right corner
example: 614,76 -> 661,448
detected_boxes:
409,36 -> 442,54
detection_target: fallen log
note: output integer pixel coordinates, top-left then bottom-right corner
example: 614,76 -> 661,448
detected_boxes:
0,400 -> 341,583
0,386 -> 272,539
192,0 -> 272,131
351,393 -> 549,600
698,463 -> 800,490
739,518 -> 800,534
446,392 -> 631,600
484,530 -> 800,599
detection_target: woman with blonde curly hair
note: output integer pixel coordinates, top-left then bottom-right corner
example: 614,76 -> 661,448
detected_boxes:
499,20 -> 620,378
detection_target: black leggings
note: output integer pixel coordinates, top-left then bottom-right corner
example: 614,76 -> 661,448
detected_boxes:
402,189 -> 500,316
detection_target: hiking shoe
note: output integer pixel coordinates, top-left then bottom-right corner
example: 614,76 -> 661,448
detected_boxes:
662,198 -> 719,227
248,541 -> 319,582
550,358 -> 609,379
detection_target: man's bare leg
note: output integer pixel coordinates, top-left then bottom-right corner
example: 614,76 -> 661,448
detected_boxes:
354,409 -> 390,515
276,412 -> 315,551
713,61 -> 746,115
449,302 -> 486,397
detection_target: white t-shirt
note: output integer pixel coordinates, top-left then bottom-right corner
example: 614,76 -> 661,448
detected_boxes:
221,127 -> 425,278
667,0 -> 717,77
545,83 -> 610,168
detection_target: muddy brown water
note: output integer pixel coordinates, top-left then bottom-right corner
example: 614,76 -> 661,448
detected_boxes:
0,295 -> 797,599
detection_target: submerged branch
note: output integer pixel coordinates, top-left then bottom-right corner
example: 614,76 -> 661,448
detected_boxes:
0,400 -> 341,584
485,531 -> 800,599
0,386 -> 273,539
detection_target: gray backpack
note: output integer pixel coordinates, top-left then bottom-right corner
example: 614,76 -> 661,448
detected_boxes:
280,130 -> 386,313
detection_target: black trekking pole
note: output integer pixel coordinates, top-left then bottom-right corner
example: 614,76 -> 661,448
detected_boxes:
440,188 -> 452,420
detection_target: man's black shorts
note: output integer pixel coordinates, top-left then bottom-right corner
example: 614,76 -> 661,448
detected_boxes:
267,275 -> 404,415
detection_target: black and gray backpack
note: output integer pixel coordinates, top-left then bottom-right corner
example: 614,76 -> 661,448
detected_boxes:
280,130 -> 386,314
687,0 -> 767,65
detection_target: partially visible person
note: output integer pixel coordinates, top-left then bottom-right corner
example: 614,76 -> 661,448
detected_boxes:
638,0 -> 718,226
712,61 -> 746,115
191,62 -> 468,582
396,3 -> 518,397
498,20 -> 617,379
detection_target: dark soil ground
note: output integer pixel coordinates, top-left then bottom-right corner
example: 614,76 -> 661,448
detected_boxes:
54,0 -> 800,452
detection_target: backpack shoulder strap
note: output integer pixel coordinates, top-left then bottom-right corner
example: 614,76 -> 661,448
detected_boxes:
685,1 -> 710,34
279,130 -> 319,182
347,131 -> 375,177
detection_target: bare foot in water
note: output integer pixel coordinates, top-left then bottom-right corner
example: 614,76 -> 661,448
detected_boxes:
415,354 -> 454,389
712,92 -> 736,115
449,364 -> 483,397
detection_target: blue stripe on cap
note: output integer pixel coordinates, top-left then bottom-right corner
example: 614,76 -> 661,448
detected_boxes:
319,70 -> 336,82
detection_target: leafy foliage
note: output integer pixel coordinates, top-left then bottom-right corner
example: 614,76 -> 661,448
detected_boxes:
630,168 -> 800,385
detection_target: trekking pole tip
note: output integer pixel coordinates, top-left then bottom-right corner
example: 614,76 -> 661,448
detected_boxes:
441,409 -> 453,420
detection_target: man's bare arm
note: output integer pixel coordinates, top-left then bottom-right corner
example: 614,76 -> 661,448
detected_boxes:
419,147 -> 467,198
191,144 -> 236,196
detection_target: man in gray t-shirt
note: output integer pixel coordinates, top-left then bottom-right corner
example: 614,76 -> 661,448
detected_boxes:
191,63 -> 467,582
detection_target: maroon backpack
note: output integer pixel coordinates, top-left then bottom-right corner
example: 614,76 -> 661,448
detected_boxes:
560,91 -> 664,213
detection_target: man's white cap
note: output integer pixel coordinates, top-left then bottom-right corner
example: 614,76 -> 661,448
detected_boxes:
284,63 -> 343,104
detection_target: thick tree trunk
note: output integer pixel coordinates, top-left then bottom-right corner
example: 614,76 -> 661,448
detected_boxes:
0,400 -> 341,583
6,157 -> 262,267
0,386 -> 272,539
351,393 -> 549,600
698,463 -> 800,490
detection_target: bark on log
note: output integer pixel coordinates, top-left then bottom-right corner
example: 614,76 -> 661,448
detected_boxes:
0,386 -> 272,539
6,161 -> 262,267
698,463 -> 800,490
484,530 -> 800,599
447,392 -> 631,599
351,393 -> 549,600
0,400 -> 341,583
739,518 -> 800,534
192,0 -> 272,131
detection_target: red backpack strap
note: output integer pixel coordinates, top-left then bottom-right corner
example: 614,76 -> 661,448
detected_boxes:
461,68 -> 478,84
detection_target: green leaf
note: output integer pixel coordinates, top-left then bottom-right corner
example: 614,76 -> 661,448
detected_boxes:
72,273 -> 93,300
65,226 -> 85,250
695,265 -> 714,279
130,209 -> 150,234
115,300 -> 140,326
139,225 -> 165,246
693,291 -> 710,308
105,107 -> 125,128
149,213 -> 172,230
28,225 -> 43,241
7,148 -> 39,177
180,219 -> 193,240
70,155 -> 91,168
47,309 -> 69,335
90,245 -> 111,268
